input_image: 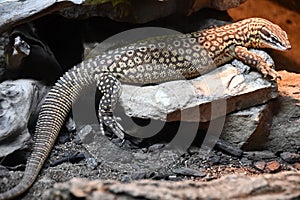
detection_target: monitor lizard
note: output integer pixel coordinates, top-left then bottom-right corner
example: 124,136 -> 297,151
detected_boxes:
0,18 -> 291,199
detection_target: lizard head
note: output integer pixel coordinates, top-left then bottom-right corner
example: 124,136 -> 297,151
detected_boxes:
249,18 -> 291,51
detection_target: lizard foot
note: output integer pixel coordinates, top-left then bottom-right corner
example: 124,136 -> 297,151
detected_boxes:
101,112 -> 125,140
233,46 -> 282,81
258,63 -> 281,81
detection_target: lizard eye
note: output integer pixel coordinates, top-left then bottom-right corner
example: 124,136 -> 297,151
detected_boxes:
261,27 -> 270,38
270,35 -> 279,42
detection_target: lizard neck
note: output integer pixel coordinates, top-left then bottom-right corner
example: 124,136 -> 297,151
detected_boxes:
191,20 -> 263,66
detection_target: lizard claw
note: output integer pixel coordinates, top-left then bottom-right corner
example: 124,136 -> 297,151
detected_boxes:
102,114 -> 125,139
98,111 -> 125,140
259,63 -> 281,81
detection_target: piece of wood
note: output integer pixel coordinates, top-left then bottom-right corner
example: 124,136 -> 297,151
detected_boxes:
0,80 -> 49,157
42,171 -> 300,200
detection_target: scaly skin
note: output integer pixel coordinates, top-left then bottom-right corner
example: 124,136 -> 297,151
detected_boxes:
0,18 -> 291,199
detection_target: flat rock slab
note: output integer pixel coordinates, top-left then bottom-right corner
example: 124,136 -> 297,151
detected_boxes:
42,171 -> 300,200
120,50 -> 278,123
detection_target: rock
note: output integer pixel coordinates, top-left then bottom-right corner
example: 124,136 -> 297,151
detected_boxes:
77,124 -> 184,175
0,79 -> 49,157
42,171 -> 300,200
78,125 -> 96,144
208,154 -> 221,165
172,167 -> 206,177
0,166 -> 9,178
266,71 -> 300,152
190,0 -> 247,13
0,0 -> 245,35
265,160 -> 281,173
147,144 -> 165,152
220,103 -> 273,150
214,139 -> 243,157
0,130 -> 30,158
86,157 -> 99,170
280,152 -> 300,164
244,151 -> 277,161
0,0 -> 84,35
240,157 -> 252,166
294,163 -> 300,170
253,161 -> 266,171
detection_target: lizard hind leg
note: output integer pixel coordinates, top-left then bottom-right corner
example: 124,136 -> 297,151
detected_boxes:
96,73 -> 125,139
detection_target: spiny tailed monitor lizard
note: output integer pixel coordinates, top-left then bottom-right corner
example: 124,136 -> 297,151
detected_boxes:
0,18 -> 291,199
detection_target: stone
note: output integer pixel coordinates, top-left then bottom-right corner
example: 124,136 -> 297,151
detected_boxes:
0,0 -> 83,35
266,71 -> 300,153
253,161 -> 266,171
0,79 -> 49,157
220,103 -> 273,150
294,163 -> 300,170
0,32 -> 8,82
172,167 -> 206,177
78,125 -> 96,144
0,0 -> 245,35
191,0 -> 247,13
280,152 -> 300,164
214,139 -> 243,157
265,160 -> 281,172
244,151 -> 277,161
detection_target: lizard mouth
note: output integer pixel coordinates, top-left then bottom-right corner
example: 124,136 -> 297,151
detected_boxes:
270,41 -> 291,51
285,44 -> 292,51
280,39 -> 292,51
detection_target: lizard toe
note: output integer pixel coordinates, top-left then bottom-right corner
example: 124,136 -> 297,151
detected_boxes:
102,114 -> 125,139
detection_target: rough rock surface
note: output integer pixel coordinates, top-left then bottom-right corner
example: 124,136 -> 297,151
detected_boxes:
0,0 -> 83,35
267,70 -> 300,153
0,0 -> 246,35
42,171 -> 300,200
0,32 -> 7,81
0,80 -> 49,157
191,0 -> 247,13
221,104 -> 273,150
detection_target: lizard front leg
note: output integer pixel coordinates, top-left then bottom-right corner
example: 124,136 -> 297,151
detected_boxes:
96,72 -> 125,139
233,46 -> 281,80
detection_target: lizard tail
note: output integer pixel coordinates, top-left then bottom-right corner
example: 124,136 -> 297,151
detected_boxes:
0,65 -> 94,200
